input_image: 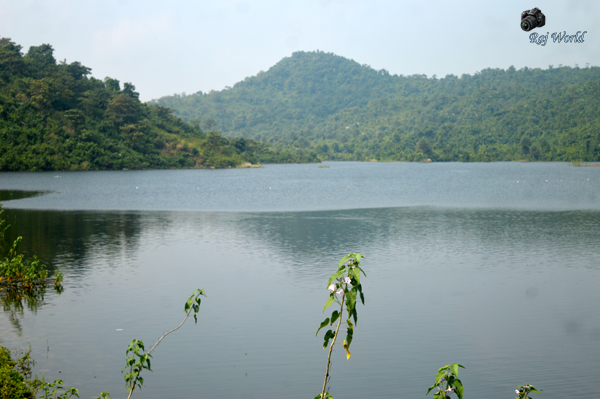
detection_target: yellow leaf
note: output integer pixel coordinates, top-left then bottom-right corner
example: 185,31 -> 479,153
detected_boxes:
343,340 -> 351,360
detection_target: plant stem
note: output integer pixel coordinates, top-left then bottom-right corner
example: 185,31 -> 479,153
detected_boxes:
320,291 -> 345,399
126,301 -> 198,399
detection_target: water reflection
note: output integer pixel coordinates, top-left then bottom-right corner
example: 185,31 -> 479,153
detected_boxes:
233,207 -> 600,273
1,285 -> 48,335
2,210 -> 144,277
0,190 -> 49,202
1,206 -> 599,398
3,207 -> 600,279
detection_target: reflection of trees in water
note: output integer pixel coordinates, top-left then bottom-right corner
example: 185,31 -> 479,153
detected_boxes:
1,286 -> 46,335
1,205 -> 600,335
1,204 -> 65,336
0,190 -> 48,203
3,206 -> 600,284
1,210 -> 145,277
223,207 -> 600,274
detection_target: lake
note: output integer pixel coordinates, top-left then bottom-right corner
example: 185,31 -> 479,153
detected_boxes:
0,162 -> 599,399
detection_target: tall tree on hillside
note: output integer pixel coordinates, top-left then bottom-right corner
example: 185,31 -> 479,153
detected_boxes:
25,44 -> 56,78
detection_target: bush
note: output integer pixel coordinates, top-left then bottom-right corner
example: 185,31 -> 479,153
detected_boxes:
0,347 -> 34,399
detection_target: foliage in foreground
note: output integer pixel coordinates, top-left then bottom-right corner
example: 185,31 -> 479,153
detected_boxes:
0,345 -> 80,399
1,244 -> 544,398
0,288 -> 205,399
426,363 -> 465,399
0,204 -> 64,334
0,38 -> 318,171
0,203 -> 63,292
315,253 -> 366,399
1,346 -> 42,399
515,384 -> 542,399
0,204 -> 73,399
122,288 -> 205,399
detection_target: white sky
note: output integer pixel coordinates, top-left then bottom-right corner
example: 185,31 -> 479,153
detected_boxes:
1,0 -> 598,101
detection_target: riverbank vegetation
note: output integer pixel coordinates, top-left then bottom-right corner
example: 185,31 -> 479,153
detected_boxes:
155,51 -> 600,162
0,286 -> 204,399
1,204 -> 64,334
0,205 -> 62,292
0,38 -> 318,171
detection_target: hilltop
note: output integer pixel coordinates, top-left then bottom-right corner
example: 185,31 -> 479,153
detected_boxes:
154,51 -> 600,162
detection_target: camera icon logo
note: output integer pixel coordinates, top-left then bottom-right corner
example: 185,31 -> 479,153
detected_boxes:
521,7 -> 545,31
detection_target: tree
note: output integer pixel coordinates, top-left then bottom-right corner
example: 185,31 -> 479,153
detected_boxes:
123,82 -> 140,99
0,38 -> 25,81
417,138 -> 432,157
104,77 -> 121,92
25,44 -> 56,77
520,137 -> 532,155
106,93 -> 140,126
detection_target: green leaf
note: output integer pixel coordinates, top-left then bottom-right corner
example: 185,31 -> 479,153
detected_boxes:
355,265 -> 367,277
323,329 -> 335,349
453,378 -> 464,399
327,270 -> 345,286
348,307 -> 358,324
338,254 -> 353,267
346,289 -> 356,310
426,383 -> 437,396
451,363 -> 459,377
349,266 -> 360,284
452,363 -> 465,377
323,295 -> 335,312
64,388 -> 80,398
530,388 -> 542,394
330,310 -> 339,325
435,368 -> 447,384
316,318 -> 330,336
184,289 -> 205,314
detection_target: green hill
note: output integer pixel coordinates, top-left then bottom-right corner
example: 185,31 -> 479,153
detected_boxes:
0,38 -> 317,171
154,51 -> 600,162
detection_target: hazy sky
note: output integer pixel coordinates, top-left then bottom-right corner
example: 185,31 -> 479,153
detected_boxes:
1,0 -> 598,101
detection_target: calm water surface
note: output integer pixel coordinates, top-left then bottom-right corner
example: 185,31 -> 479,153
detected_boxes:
0,162 -> 599,399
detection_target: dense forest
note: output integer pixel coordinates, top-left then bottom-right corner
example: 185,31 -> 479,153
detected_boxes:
155,51 -> 600,162
0,38 -> 317,171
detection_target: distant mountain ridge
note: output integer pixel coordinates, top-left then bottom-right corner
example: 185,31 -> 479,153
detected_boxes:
154,51 -> 600,162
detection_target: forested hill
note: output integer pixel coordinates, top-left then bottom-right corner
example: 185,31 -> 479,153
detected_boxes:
0,38 -> 317,171
154,51 -> 600,162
